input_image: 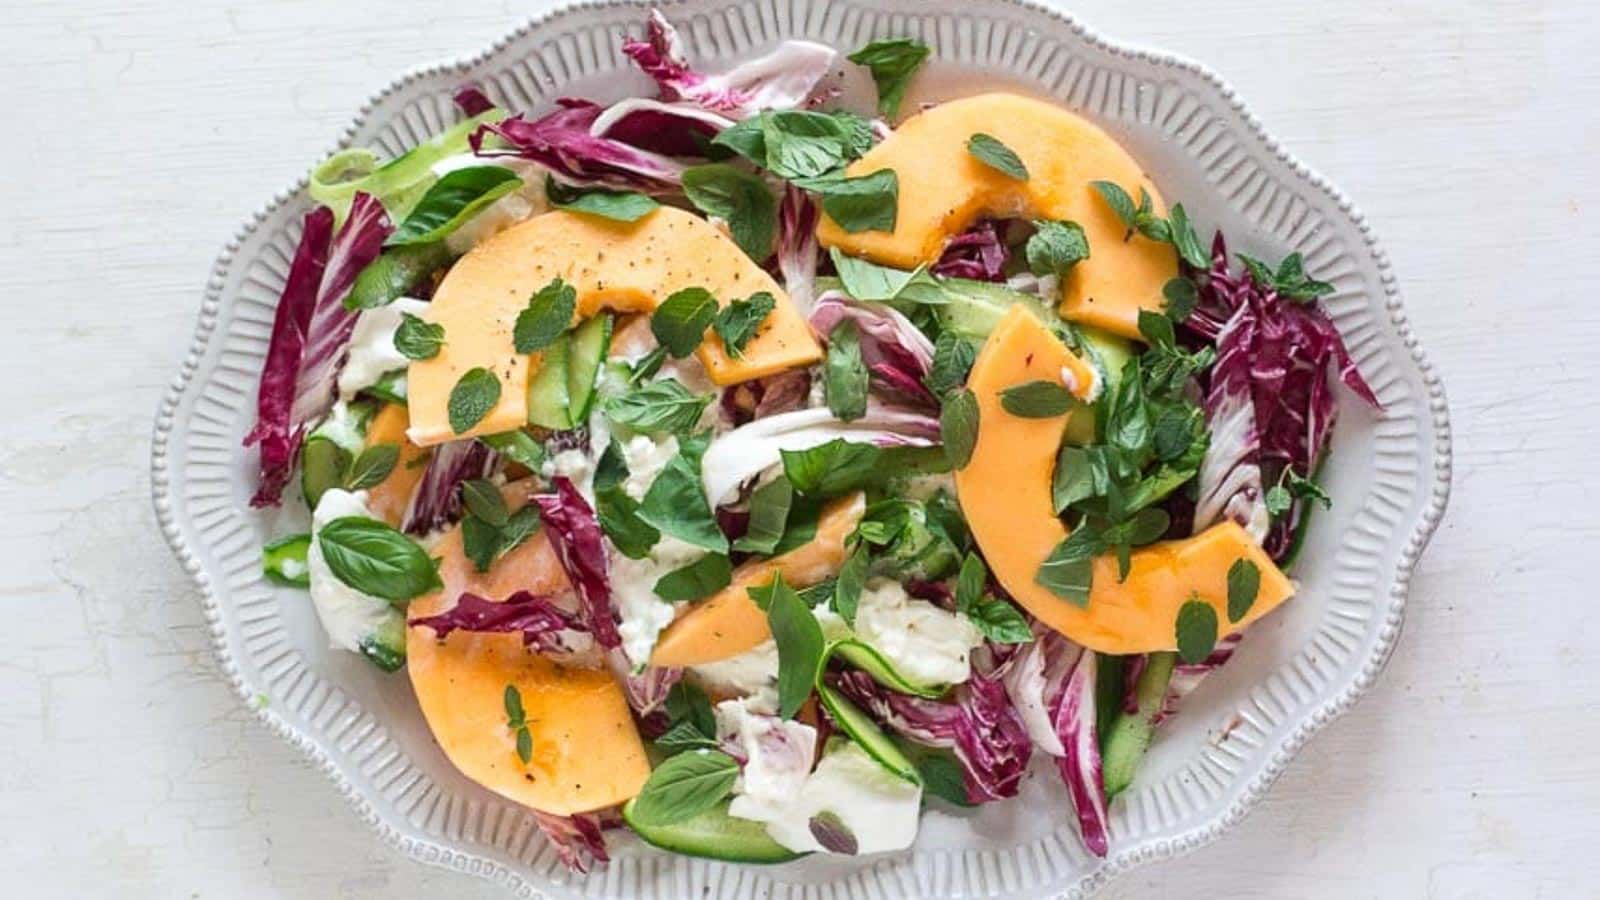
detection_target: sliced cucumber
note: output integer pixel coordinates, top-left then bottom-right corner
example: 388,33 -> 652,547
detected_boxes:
933,277 -> 1057,340
1100,650 -> 1176,799
829,639 -> 946,700
526,335 -> 573,430
344,241 -> 452,311
815,684 -> 920,785
566,313 -> 613,422
300,436 -> 352,509
1063,325 -> 1133,445
622,797 -> 804,864
262,533 -> 312,588
357,615 -> 406,672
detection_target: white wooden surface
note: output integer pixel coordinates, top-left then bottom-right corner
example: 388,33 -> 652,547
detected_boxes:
1,0 -> 1595,896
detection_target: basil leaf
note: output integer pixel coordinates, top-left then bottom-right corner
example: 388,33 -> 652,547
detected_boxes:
317,517 -> 442,603
824,319 -> 869,422
460,478 -> 508,526
792,170 -> 899,234
894,738 -> 974,807
513,278 -> 577,353
781,439 -> 882,496
447,367 -> 501,434
461,513 -> 501,573
847,38 -> 930,117
603,380 -> 711,434
653,720 -> 719,754
925,332 -> 976,396
651,287 -> 718,358
665,681 -> 717,737
770,495 -> 823,555
393,313 -> 444,360
1151,406 -> 1195,461
832,547 -> 868,627
639,455 -> 729,553
940,387 -> 979,470
1036,527 -> 1104,606
1167,203 -> 1209,269
387,166 -> 522,245
1105,360 -> 1150,454
713,291 -> 775,359
1026,220 -> 1090,278
971,598 -> 1034,643
480,430 -> 545,471
1163,276 -> 1199,322
545,176 -> 659,222
1000,380 -> 1075,418
829,248 -> 944,304
1053,445 -> 1096,513
627,749 -> 740,827
595,486 -> 659,559
733,477 -> 794,555
345,443 -> 399,490
967,133 -> 1028,180
761,110 -> 853,179
498,506 -> 541,557
1175,599 -> 1219,664
1226,557 -> 1261,623
682,163 -> 777,261
346,242 -> 452,311
593,438 -> 628,492
954,552 -> 986,614
760,574 -> 825,719
654,553 -> 733,603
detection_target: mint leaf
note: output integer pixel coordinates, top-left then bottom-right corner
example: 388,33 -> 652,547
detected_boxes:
793,170 -> 899,234
682,163 -> 777,261
653,720 -> 719,754
1175,599 -> 1219,664
1239,252 -> 1335,303
1265,484 -> 1292,516
595,486 -> 660,559
954,552 -> 986,613
829,248 -> 944,304
317,517 -> 442,602
1036,526 -> 1104,606
760,574 -> 825,719
628,749 -> 740,827
971,597 -> 1034,644
639,454 -> 728,553
503,684 -> 525,727
713,291 -> 775,359
460,478 -> 508,526
1167,203 -> 1209,269
603,380 -> 710,433
460,513 -> 501,573
651,287 -> 718,358
1226,557 -> 1261,623
545,176 -> 659,222
999,380 -> 1076,418
394,313 -> 445,360
925,332 -> 976,396
1163,276 -> 1199,322
344,443 -> 399,491
666,681 -> 717,737
832,547 -> 867,627
1287,469 -> 1333,508
1091,180 -> 1138,233
446,367 -> 501,434
654,553 -> 733,603
824,319 -> 869,422
781,439 -> 882,496
847,38 -> 930,118
714,111 -> 871,178
1026,219 -> 1090,278
734,477 -> 794,555
480,430 -> 545,471
966,133 -> 1028,180
940,387 -> 979,469
513,278 -> 577,353
387,165 -> 522,245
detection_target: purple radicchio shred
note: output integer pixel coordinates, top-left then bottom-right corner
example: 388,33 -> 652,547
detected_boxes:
621,9 -> 837,118
407,590 -> 586,654
808,292 -> 937,408
400,439 -> 496,535
776,184 -> 821,312
534,476 -> 622,650
832,669 -> 1031,804
532,810 -> 611,873
452,83 -> 495,116
719,369 -> 811,427
243,206 -> 332,507
606,648 -> 683,721
470,99 -> 687,192
544,425 -> 590,455
902,578 -> 954,608
588,98 -> 731,157
1156,632 -> 1243,727
931,219 -> 1009,282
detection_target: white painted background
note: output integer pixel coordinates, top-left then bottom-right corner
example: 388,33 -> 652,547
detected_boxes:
1,0 -> 1594,896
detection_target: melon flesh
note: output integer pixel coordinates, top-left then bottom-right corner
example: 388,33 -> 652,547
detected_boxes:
815,92 -> 1178,340
361,402 -> 430,526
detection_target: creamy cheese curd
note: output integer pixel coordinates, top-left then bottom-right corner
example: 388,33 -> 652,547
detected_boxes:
607,432 -> 703,667
747,741 -> 923,855
852,578 -> 985,686
337,297 -> 431,399
689,640 -> 782,713
305,489 -> 399,653
715,699 -> 817,824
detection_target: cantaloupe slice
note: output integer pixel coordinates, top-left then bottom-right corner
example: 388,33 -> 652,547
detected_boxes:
815,92 -> 1178,340
406,479 -> 649,815
649,492 -> 865,667
362,402 -> 430,526
407,207 -> 823,445
953,307 -> 1293,654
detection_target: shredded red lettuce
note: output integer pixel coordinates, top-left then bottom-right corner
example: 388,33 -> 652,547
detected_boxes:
400,440 -> 496,535
777,185 -> 821,312
588,97 -> 732,157
607,648 -> 682,721
452,83 -> 495,117
534,476 -> 621,650
533,810 -> 611,873
809,291 -> 937,407
931,219 -> 1009,282
244,207 -> 333,507
471,99 -> 686,192
407,590 -> 592,656
833,669 -> 1031,804
720,369 -> 811,427
622,10 -> 836,118
1157,632 -> 1242,727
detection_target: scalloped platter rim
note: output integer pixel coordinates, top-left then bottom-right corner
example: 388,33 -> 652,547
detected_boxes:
149,1 -> 1452,897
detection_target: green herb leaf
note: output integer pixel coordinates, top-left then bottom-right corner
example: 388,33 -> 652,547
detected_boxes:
781,439 -> 882,496
544,176 -> 659,222
460,478 -> 508,526
317,517 -> 442,603
792,170 -> 899,234
682,163 -> 778,261
653,720 -> 719,754
925,332 -> 976,396
954,552 -> 987,613
480,430 -> 545,471
940,387 -> 980,470
627,749 -> 741,827
1137,308 -> 1177,349
639,455 -> 728,553
461,513 -> 501,573
971,597 -> 1034,643
1052,445 -> 1097,513
595,486 -> 660,559
894,738 -> 974,807
629,345 -> 669,384
1226,557 -> 1261,623
999,380 -> 1076,418
394,313 -> 445,361
515,726 -> 533,764
504,684 -> 525,727
387,166 -> 522,245
824,319 -> 869,422
665,681 -> 717,738
1091,180 -> 1138,231
447,367 -> 501,434
846,38 -> 931,117
1163,276 -> 1199,322
513,278 -> 577,353
654,553 -> 733,603
1239,252 -> 1335,303
734,477 -> 795,555
1036,527 -> 1103,606
1287,469 -> 1333,508
603,379 -> 711,433
829,248 -> 944,304
344,443 -> 400,490
1167,203 -> 1209,269
832,547 -> 868,627
1025,219 -> 1090,278
714,111 -> 872,178
761,574 -> 826,719
498,506 -> 540,556
650,287 -> 719,358
712,291 -> 775,359
966,133 -> 1028,180
594,438 -> 628,492
1264,484 -> 1292,516
346,242 -> 453,311
1175,598 -> 1219,664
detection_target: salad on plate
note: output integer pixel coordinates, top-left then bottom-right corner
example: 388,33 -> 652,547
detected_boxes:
247,10 -> 1378,871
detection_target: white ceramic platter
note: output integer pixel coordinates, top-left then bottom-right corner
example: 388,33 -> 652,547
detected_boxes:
150,0 -> 1452,896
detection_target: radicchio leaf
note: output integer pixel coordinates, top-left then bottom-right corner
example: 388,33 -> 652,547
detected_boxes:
471,99 -> 686,192
400,439 -> 496,535
606,648 -> 683,721
720,369 -> 813,427
777,185 -> 821,312
588,97 -> 733,157
452,83 -> 495,116
532,810 -> 611,873
931,219 -> 1009,282
1157,631 -> 1242,726
534,476 -> 622,649
808,291 -> 937,407
622,10 -> 837,118
407,590 -> 591,655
